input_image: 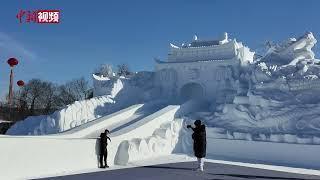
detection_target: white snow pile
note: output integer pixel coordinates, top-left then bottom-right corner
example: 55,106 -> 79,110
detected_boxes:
7,71 -> 159,135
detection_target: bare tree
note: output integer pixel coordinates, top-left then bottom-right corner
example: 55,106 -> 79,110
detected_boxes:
57,77 -> 89,106
38,82 -> 59,114
94,64 -> 113,77
11,87 -> 28,112
5,77 -> 91,121
67,77 -> 88,100
16,79 -> 59,115
117,63 -> 131,77
56,85 -> 77,106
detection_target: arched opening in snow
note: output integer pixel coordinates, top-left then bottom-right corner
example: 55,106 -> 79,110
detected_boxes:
180,83 -> 204,102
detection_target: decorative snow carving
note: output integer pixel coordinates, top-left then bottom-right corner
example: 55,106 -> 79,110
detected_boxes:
187,68 -> 200,80
170,43 -> 179,49
114,119 -> 183,165
262,32 -> 317,66
158,68 -> 177,82
193,35 -> 198,41
219,32 -> 229,44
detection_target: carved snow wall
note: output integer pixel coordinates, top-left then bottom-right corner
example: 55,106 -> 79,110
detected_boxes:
155,59 -> 240,102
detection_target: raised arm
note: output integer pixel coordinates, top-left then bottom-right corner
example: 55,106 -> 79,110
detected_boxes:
187,125 -> 196,132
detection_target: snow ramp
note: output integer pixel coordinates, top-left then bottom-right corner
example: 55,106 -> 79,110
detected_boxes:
57,100 -> 168,138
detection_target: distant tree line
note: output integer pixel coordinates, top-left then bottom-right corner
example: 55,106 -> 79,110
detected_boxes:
0,77 -> 91,122
94,63 -> 132,77
1,63 -> 132,123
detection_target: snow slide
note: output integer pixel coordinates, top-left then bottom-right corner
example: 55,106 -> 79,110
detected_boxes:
58,100 -> 168,138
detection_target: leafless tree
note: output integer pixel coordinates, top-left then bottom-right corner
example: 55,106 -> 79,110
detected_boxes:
14,79 -> 59,115
4,77 -> 91,121
117,63 -> 131,77
94,64 -> 113,77
57,77 -> 89,105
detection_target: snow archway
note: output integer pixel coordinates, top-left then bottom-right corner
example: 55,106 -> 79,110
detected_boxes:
180,83 -> 204,102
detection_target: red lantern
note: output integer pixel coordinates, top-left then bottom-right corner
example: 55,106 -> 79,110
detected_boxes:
7,57 -> 18,67
17,80 -> 24,87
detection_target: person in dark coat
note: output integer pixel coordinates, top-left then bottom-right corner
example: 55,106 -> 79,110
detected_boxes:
187,120 -> 206,171
99,129 -> 111,168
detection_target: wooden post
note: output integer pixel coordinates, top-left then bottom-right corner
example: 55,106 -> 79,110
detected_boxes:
9,68 -> 13,106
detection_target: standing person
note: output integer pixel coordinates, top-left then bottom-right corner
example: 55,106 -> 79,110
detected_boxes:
187,120 -> 206,172
99,129 -> 111,168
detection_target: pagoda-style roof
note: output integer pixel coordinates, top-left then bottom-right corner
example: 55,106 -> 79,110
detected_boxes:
159,32 -> 255,65
173,33 -> 229,49
155,58 -> 236,64
188,40 -> 220,47
167,40 -> 237,62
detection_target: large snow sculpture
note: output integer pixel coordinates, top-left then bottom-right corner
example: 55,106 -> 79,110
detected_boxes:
8,32 -> 320,143
262,32 -> 317,66
156,33 -> 253,102
207,32 -> 320,139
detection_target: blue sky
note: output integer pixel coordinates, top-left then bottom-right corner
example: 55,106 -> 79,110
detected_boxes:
0,0 -> 319,98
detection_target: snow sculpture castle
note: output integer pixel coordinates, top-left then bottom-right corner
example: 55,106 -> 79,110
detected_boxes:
155,32 -> 255,102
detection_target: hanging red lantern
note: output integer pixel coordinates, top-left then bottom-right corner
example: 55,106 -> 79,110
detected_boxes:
17,80 -> 24,87
7,57 -> 19,67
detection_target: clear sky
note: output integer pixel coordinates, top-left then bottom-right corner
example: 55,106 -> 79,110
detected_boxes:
0,0 -> 319,98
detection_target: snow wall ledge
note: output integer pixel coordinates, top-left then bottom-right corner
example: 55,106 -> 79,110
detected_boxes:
206,137 -> 320,170
59,104 -> 144,138
0,105 -> 179,179
0,136 -> 98,179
